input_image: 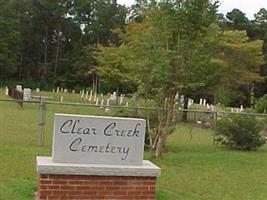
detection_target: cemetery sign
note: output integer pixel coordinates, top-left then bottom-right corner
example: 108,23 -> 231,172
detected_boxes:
52,114 -> 146,166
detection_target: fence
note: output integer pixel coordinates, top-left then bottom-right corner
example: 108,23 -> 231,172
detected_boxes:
1,97 -> 267,147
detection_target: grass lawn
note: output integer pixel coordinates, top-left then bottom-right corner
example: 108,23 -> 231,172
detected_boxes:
0,90 -> 267,200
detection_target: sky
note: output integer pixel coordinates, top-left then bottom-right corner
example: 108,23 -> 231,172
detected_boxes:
117,0 -> 267,19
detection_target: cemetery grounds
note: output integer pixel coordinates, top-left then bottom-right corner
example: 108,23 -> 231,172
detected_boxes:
0,89 -> 267,200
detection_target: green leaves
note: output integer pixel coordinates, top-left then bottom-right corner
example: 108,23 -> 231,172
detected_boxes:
215,115 -> 266,150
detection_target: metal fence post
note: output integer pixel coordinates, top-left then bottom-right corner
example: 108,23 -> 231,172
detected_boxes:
213,111 -> 217,130
38,97 -> 46,146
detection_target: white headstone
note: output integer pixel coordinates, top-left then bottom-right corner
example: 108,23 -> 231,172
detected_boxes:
89,90 -> 93,101
60,88 -> 64,93
56,87 -> 60,93
175,92 -> 179,100
100,99 -> 104,108
60,96 -> 64,102
85,91 -> 89,99
106,98 -> 110,107
64,89 -> 68,93
240,105 -> 244,112
5,86 -> 9,96
199,98 -> 203,105
126,102 -> 129,107
110,91 -> 117,101
72,90 -> 75,94
23,88 -> 31,101
81,90 -> 84,98
96,98 -> 99,105
16,85 -> 22,92
119,95 -> 124,105
52,114 -> 146,165
203,99 -> 206,106
210,104 -> 215,111
36,88 -> 40,92
53,89 -> 55,93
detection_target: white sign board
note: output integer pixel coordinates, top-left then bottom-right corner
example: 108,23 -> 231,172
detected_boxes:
52,114 -> 146,166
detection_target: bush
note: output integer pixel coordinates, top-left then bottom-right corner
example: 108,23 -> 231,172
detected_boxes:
255,95 -> 267,113
215,115 -> 266,150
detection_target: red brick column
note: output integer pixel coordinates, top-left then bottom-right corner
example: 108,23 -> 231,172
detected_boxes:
38,174 -> 157,200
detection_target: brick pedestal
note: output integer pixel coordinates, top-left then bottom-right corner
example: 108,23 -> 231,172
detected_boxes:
38,174 -> 156,200
37,157 -> 160,200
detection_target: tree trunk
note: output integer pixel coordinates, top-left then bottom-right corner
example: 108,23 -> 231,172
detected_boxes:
54,32 -> 61,80
154,135 -> 164,158
44,25 -> 48,65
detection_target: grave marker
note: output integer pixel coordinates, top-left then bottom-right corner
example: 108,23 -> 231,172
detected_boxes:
100,99 -> 104,108
16,85 -> 22,92
89,90 -> 93,101
23,88 -> 32,101
5,86 -> 9,96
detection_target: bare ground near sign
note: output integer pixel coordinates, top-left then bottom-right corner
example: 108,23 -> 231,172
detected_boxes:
0,90 -> 267,200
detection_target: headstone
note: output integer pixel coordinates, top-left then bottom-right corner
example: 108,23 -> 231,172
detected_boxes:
16,85 -> 22,92
52,89 -> 55,93
203,99 -> 206,106
60,88 -> 64,93
231,108 -> 234,112
60,96 -> 64,102
210,104 -> 215,111
81,90 -> 84,98
89,90 -> 93,101
110,91 -> 116,101
105,99 -> 110,112
106,98 -> 110,107
56,87 -> 60,93
93,92 -> 97,102
36,88 -> 40,92
72,90 -> 75,94
100,99 -> 104,108
199,98 -> 203,105
23,88 -> 31,101
52,114 -> 146,166
175,92 -> 179,100
5,86 -> 9,96
96,98 -> 99,106
240,105 -> 244,112
85,91 -> 89,99
64,89 -> 68,93
188,98 -> 194,108
119,95 -> 124,105
126,102 -> 129,107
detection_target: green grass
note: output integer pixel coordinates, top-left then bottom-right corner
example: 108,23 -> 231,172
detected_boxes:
0,90 -> 267,200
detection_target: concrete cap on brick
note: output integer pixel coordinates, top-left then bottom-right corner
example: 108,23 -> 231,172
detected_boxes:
37,156 -> 161,177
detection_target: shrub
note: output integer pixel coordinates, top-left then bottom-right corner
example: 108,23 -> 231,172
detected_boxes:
255,95 -> 267,113
214,115 -> 266,150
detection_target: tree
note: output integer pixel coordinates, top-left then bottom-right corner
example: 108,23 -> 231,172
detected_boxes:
0,1 -> 20,80
97,0 -> 219,158
226,9 -> 250,31
212,30 -> 264,106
